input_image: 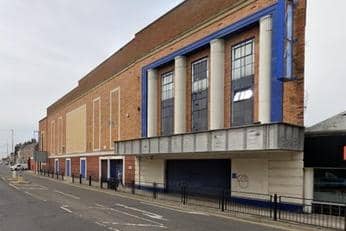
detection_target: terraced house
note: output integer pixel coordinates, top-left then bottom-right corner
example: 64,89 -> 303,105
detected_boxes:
38,0 -> 307,201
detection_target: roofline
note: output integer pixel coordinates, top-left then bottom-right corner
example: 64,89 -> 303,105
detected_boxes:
305,130 -> 346,136
39,117 -> 47,123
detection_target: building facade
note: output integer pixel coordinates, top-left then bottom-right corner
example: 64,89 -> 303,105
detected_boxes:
39,0 -> 306,199
305,111 -> 346,203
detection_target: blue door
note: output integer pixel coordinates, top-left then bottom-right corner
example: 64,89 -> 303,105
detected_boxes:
109,159 -> 123,183
110,160 -> 116,178
65,159 -> 70,176
115,160 -> 123,184
80,159 -> 86,178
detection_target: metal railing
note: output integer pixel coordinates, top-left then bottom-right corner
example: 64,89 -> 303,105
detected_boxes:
35,170 -> 346,230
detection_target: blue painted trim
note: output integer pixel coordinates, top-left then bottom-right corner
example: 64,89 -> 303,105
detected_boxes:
270,0 -> 285,122
133,184 -> 303,212
141,2 -> 286,137
141,68 -> 148,137
230,196 -> 303,212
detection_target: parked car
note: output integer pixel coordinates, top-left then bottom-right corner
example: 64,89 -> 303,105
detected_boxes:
10,163 -> 27,171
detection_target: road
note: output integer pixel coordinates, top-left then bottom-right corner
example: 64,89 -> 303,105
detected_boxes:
0,166 -> 284,231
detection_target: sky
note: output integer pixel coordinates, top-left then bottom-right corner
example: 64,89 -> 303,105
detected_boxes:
0,0 -> 345,156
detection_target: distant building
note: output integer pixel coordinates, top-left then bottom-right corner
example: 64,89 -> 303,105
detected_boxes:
17,140 -> 38,166
305,111 -> 346,203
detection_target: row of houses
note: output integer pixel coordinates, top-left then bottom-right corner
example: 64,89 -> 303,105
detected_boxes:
34,0 -> 314,203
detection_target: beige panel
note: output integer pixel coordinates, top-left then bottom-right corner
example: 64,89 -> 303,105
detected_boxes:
66,105 -> 86,154
110,88 -> 120,148
231,159 -> 269,195
57,117 -> 63,154
50,120 -> 56,154
93,98 -> 101,150
138,158 -> 165,185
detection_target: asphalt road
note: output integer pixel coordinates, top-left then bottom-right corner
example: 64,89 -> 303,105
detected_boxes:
0,166 -> 283,231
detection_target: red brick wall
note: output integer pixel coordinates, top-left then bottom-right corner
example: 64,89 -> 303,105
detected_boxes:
86,156 -> 99,181
282,0 -> 306,126
124,156 -> 135,185
59,158 -> 65,175
71,157 -> 80,177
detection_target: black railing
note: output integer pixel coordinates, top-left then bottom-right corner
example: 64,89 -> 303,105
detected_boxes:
278,195 -> 346,230
34,171 -> 346,230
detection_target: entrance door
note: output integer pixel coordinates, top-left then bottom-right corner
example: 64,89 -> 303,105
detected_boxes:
101,160 -> 108,180
80,159 -> 86,178
109,159 -> 123,183
115,160 -> 123,184
110,160 -> 116,178
65,159 -> 70,176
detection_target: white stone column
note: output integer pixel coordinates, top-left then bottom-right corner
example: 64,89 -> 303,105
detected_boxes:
303,168 -> 314,213
258,15 -> 272,124
174,56 -> 186,134
210,39 -> 225,130
147,69 -> 158,137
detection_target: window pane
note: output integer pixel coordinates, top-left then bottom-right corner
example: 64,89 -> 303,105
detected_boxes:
191,58 -> 208,132
233,88 -> 253,102
245,43 -> 252,55
161,72 -> 174,101
232,40 -> 254,80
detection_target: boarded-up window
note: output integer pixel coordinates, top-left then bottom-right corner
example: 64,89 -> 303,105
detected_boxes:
110,89 -> 120,148
50,121 -> 56,154
66,105 -> 86,153
93,98 -> 101,150
57,117 -> 63,154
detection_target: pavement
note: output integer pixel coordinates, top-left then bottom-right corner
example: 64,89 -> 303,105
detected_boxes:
0,166 -> 322,231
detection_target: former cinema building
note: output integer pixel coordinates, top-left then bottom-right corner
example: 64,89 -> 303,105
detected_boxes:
37,0 -> 307,200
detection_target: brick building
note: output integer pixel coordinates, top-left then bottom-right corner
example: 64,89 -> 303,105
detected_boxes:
38,0 -> 307,200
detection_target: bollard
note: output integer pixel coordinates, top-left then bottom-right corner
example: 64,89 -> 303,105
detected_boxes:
153,182 -> 157,199
181,185 -> 186,205
47,170 -> 50,177
72,174 -> 74,183
89,176 -> 91,186
221,189 -> 225,212
100,177 -> 103,189
273,194 -> 278,221
131,180 -> 135,194
344,206 -> 346,231
61,173 -> 64,181
79,174 -> 82,184
52,171 -> 54,178
56,172 -> 58,180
